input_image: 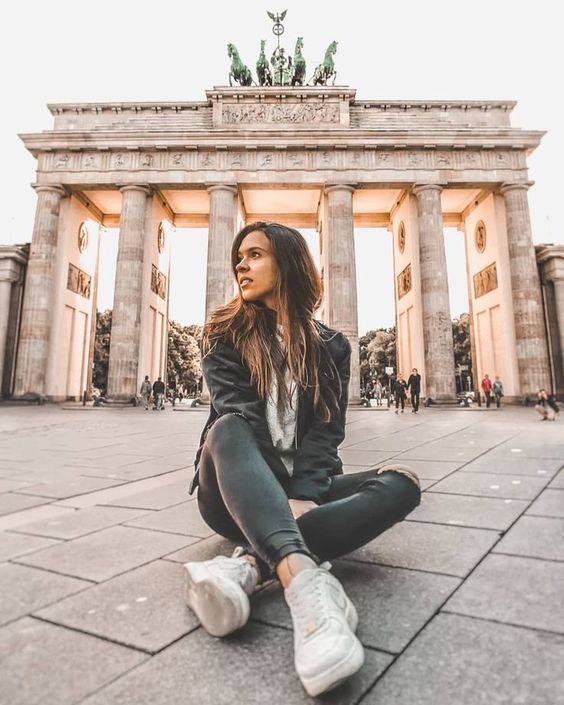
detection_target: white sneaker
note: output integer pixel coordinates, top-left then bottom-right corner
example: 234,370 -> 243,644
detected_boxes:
285,568 -> 364,697
183,547 -> 259,637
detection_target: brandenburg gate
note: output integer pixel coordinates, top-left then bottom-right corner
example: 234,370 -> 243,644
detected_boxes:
10,85 -> 559,402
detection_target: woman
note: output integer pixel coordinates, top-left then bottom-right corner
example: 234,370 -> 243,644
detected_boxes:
394,374 -> 408,414
184,222 -> 420,696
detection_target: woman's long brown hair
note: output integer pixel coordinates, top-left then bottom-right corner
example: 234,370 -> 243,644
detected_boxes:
202,222 -> 339,422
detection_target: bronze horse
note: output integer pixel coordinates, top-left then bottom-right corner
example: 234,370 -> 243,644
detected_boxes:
310,41 -> 338,86
227,43 -> 253,86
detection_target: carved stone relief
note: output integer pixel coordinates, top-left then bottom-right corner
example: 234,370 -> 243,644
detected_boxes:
151,264 -> 167,300
475,220 -> 487,253
78,222 -> 89,253
397,263 -> 412,299
157,222 -> 166,254
398,222 -> 406,253
67,263 -> 91,299
473,262 -> 498,298
221,103 -> 339,125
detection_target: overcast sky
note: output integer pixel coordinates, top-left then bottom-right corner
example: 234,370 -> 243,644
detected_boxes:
2,0 -> 562,333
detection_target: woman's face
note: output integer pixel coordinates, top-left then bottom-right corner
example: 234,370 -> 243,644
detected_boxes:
236,230 -> 279,310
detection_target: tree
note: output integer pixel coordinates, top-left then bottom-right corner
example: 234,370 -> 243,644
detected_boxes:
452,313 -> 471,369
167,321 -> 203,393
359,327 -> 396,382
92,310 -> 112,393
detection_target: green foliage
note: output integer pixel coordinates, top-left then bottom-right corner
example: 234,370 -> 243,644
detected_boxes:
167,321 -> 203,390
92,310 -> 112,393
359,327 -> 396,381
452,313 -> 471,369
92,312 -> 203,394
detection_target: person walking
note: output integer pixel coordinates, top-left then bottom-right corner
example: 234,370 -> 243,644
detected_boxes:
183,222 -> 421,697
407,368 -> 422,413
139,375 -> 152,410
152,376 -> 165,410
481,374 -> 493,408
374,379 -> 383,406
394,374 -> 408,414
493,376 -> 504,408
535,389 -> 560,421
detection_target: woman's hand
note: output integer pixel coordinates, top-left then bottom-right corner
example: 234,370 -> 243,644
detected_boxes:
288,499 -> 318,519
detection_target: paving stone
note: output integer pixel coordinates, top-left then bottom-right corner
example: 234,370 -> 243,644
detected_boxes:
461,456 -> 563,477
0,563 -> 91,626
388,459 -> 464,481
493,516 -> 564,561
105,481 -> 191,510
163,534 -> 236,564
0,479 -> 31,492
15,526 -> 191,582
0,531 -> 60,561
338,449 -> 394,467
428,431 -> 515,448
346,521 -> 499,577
393,445 -> 484,462
363,613 -> 564,705
428,471 -> 549,500
252,560 -> 460,653
549,468 -> 564,489
16,475 -> 126,499
36,560 -> 199,653
0,492 -> 51,516
344,436 -> 424,452
124,501 -> 214,538
11,505 -> 149,539
407,492 -> 528,530
80,620 -> 392,705
489,443 -> 564,459
444,554 -> 564,634
56,469 -> 187,508
0,617 -> 147,705
526,488 -> 564,518
0,503 -> 76,531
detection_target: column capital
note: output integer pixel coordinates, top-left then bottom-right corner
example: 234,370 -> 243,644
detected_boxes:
412,183 -> 445,197
325,184 -> 356,195
32,184 -> 66,197
498,181 -> 534,196
206,184 -> 238,195
119,184 -> 152,196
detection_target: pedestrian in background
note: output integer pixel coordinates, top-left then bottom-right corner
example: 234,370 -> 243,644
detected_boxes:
493,376 -> 504,408
394,374 -> 408,414
535,389 -> 560,421
407,368 -> 421,414
481,374 -> 493,408
373,379 -> 383,406
140,375 -> 152,410
152,377 -> 165,410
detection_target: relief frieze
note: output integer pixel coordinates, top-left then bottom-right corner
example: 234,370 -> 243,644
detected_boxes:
151,264 -> 167,300
397,263 -> 412,299
473,262 -> 498,298
221,103 -> 339,125
67,263 -> 91,299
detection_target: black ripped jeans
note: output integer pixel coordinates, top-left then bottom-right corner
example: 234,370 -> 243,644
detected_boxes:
196,413 -> 421,580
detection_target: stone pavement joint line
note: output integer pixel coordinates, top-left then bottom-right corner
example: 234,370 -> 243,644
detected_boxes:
0,404 -> 563,705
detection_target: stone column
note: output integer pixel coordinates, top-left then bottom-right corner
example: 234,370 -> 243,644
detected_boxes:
0,279 -> 12,391
14,184 -> 66,397
553,280 -> 564,369
205,185 -> 238,320
107,185 -> 150,400
500,183 -> 551,394
413,183 -> 456,400
324,185 -> 360,403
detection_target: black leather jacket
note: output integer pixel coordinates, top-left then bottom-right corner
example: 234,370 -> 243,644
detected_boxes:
188,321 -> 351,504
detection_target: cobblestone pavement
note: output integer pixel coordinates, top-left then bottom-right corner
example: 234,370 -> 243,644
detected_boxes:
1,403 -> 563,705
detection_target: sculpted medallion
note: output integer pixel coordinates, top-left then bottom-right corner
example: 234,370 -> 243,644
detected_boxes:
475,220 -> 486,253
157,222 -> 166,253
78,222 -> 89,253
398,222 -> 406,253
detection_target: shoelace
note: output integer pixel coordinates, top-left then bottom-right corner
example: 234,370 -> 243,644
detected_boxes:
291,572 -> 329,635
